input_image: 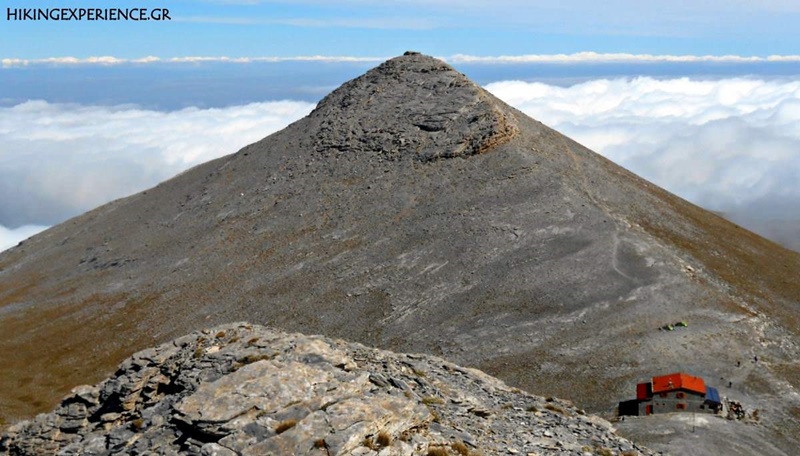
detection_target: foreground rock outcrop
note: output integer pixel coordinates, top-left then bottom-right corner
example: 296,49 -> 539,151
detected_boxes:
1,323 -> 651,455
3,53 -> 798,454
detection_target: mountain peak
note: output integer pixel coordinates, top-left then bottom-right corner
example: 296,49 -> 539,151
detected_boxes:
307,52 -> 518,161
3,54 -> 799,455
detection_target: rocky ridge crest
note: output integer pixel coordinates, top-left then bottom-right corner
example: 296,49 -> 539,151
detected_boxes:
1,323 -> 651,455
304,52 -> 518,161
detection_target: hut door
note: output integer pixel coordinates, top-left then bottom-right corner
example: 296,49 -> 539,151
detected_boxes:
646,405 -> 653,415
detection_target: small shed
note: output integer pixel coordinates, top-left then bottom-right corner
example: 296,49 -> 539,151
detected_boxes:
619,372 -> 722,416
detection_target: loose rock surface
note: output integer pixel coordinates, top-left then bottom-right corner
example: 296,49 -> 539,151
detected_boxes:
307,52 -> 518,161
1,53 -> 798,455
1,323 -> 653,455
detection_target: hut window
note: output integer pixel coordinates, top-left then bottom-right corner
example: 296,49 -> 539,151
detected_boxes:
659,393 -> 668,398
676,403 -> 686,410
676,392 -> 685,399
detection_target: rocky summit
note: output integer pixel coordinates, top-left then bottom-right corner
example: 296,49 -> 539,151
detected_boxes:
1,53 -> 799,455
1,323 -> 652,456
307,51 -> 517,162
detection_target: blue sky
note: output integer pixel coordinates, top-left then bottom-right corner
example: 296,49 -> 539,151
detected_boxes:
3,0 -> 800,59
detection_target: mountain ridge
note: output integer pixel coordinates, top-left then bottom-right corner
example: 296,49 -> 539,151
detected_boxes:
1,323 -> 655,455
1,53 -> 798,454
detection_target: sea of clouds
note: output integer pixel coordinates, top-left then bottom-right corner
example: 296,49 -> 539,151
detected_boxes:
485,77 -> 800,250
1,77 -> 799,251
0,100 -> 315,250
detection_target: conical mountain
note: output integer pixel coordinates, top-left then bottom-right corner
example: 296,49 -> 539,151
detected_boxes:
1,53 -> 799,454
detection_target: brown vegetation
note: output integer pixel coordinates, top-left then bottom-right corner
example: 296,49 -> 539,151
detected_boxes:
275,419 -> 297,434
427,447 -> 450,456
545,403 -> 566,415
376,431 -> 392,447
362,436 -> 378,450
451,440 -> 470,455
0,289 -> 162,426
422,396 -> 445,405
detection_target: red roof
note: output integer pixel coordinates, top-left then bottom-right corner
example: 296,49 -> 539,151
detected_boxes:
652,372 -> 706,395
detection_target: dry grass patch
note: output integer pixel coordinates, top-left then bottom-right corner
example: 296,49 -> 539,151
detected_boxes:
376,431 -> 392,447
275,419 -> 297,434
427,447 -> 450,456
451,440 -> 469,455
0,290 -> 161,426
363,432 -> 393,450
422,396 -> 444,405
238,353 -> 275,365
544,403 -> 566,415
362,436 -> 378,450
131,418 -> 146,431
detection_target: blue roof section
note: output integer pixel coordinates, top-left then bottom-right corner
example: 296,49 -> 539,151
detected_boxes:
705,386 -> 721,404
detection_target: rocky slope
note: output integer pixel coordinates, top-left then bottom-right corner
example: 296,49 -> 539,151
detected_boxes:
1,323 -> 652,456
1,53 -> 799,454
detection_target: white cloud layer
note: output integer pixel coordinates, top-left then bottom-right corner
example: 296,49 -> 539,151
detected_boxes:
0,224 -> 49,252
449,52 -> 800,64
486,77 -> 800,250
0,100 -> 315,244
5,53 -> 800,68
1,78 -> 799,252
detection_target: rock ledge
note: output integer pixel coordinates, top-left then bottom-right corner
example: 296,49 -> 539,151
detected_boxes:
2,323 -> 653,455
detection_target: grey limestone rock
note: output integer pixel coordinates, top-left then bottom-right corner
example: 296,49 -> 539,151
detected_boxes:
307,53 -> 518,162
1,323 -> 653,455
1,52 -> 798,455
